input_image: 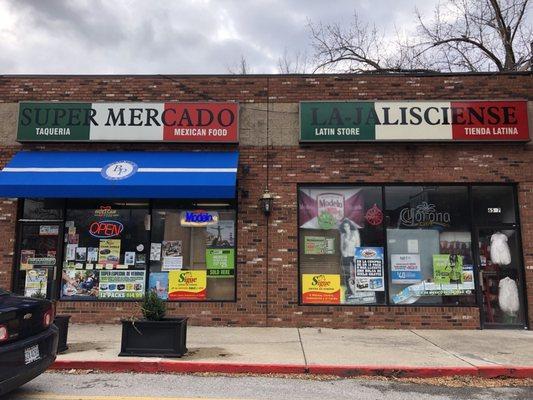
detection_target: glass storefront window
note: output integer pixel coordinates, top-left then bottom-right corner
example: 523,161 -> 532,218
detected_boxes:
150,201 -> 236,301
60,200 -> 150,301
385,186 -> 475,306
472,186 -> 517,225
23,198 -> 64,220
299,186 -> 386,305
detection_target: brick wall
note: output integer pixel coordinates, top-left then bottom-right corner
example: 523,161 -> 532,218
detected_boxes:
0,73 -> 531,329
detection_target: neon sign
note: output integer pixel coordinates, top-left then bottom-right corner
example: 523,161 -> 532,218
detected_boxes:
89,220 -> 124,238
180,210 -> 219,227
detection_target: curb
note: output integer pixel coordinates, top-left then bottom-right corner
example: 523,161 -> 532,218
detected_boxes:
50,360 -> 533,379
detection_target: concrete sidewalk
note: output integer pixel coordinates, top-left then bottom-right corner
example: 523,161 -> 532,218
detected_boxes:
52,324 -> 533,377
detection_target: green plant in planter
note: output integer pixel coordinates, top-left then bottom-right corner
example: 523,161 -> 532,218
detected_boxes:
141,290 -> 166,321
30,289 -> 46,300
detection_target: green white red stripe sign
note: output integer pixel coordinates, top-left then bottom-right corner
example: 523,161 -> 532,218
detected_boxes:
17,102 -> 239,142
300,101 -> 529,142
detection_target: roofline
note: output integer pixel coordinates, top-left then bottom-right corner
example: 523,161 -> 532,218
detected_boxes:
0,71 -> 531,79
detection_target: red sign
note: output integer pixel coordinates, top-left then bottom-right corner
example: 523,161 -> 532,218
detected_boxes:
451,101 -> 529,141
163,103 -> 238,142
89,220 -> 123,238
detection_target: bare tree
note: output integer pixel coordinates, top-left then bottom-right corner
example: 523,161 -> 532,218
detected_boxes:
277,48 -> 310,73
416,0 -> 532,71
228,55 -> 252,74
309,0 -> 532,73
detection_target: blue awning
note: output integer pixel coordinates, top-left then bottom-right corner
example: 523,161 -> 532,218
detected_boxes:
0,151 -> 238,199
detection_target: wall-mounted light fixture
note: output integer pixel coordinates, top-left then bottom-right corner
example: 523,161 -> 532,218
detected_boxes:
260,189 -> 273,216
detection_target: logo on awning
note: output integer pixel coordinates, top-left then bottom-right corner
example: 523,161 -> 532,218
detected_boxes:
101,161 -> 137,180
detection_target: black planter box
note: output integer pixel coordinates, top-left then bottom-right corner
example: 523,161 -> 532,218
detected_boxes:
119,318 -> 188,358
54,314 -> 70,353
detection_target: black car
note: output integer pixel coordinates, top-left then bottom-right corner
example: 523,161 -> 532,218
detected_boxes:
0,289 -> 58,396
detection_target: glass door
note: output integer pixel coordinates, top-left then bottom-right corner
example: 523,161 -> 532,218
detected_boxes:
13,222 -> 63,300
476,228 -> 526,328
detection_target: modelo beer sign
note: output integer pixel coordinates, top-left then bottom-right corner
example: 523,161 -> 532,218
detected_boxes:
17,102 -> 239,143
300,100 -> 529,142
89,220 -> 124,238
180,210 -> 219,227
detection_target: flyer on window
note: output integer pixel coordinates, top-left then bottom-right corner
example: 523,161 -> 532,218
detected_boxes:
20,249 -> 36,270
162,240 -> 182,257
162,255 -> 183,271
87,247 -> 99,263
391,254 -> 422,284
206,220 -> 234,248
148,272 -> 169,300
24,268 -> 48,297
98,270 -> 145,299
304,236 -> 335,255
206,248 -> 235,277
433,254 -> 463,284
168,270 -> 207,300
353,247 -> 384,291
61,269 -> 99,299
75,247 -> 87,262
98,239 -> 121,265
150,242 -> 162,261
301,274 -> 341,304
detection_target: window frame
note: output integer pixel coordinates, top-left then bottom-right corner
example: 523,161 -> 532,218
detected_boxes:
297,182 -> 520,308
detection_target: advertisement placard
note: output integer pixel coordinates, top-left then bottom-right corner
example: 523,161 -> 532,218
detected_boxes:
206,248 -> 235,277
24,269 -> 48,297
391,254 -> 422,284
304,236 -> 335,255
98,270 -> 145,299
353,247 -> 384,291
168,270 -> 207,300
301,274 -> 341,304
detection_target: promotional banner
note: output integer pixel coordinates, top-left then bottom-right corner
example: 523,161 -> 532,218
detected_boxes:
300,101 -> 529,142
299,187 -> 364,229
206,220 -> 235,247
391,254 -> 422,284
433,254 -> 464,284
353,247 -> 384,291
17,102 -> 239,142
301,274 -> 341,304
61,269 -> 99,299
168,270 -> 207,300
206,248 -> 235,278
99,270 -> 145,299
24,268 -> 48,297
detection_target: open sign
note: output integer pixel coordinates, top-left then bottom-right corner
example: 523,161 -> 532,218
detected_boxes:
89,220 -> 124,238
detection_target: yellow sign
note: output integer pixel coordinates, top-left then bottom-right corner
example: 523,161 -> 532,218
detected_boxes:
168,270 -> 207,300
302,274 -> 341,304
98,239 -> 121,265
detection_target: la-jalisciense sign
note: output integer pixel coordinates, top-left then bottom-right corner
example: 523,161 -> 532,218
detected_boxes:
17,102 -> 239,142
300,100 -> 529,142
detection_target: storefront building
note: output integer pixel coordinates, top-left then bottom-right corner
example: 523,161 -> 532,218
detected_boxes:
0,72 -> 531,329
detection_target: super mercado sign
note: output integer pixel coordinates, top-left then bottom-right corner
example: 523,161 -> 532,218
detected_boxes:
17,102 -> 238,142
300,101 -> 529,142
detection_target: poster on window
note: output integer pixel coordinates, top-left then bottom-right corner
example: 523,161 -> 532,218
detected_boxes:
391,254 -> 422,284
24,268 -> 48,297
168,270 -> 207,300
206,248 -> 235,277
304,236 -> 335,255
61,269 -> 99,299
39,225 -> 59,236
206,220 -> 235,248
87,247 -> 99,263
162,240 -> 182,257
353,247 -> 384,291
299,187 -> 365,230
162,256 -> 183,271
98,239 -> 121,265
20,249 -> 35,270
302,274 -> 341,304
98,270 -> 145,299
433,254 -> 463,284
148,272 -> 169,300
150,242 -> 162,261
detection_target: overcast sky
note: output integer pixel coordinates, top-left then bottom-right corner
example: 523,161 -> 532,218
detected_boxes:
0,0 -> 446,74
